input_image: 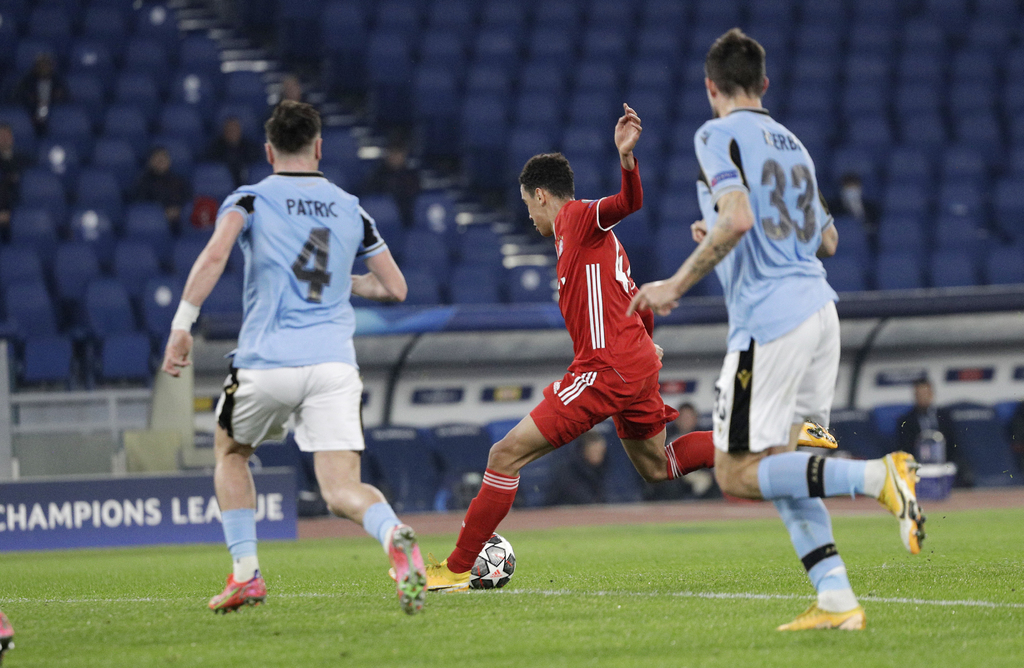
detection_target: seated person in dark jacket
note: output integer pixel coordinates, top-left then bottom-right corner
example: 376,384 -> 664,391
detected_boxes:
544,430 -> 607,506
361,135 -> 420,225
897,378 -> 974,487
205,116 -> 262,188
15,53 -> 66,134
135,147 -> 191,227
0,123 -> 32,241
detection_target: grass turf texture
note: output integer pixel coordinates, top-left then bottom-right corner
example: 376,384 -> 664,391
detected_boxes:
0,507 -> 1021,668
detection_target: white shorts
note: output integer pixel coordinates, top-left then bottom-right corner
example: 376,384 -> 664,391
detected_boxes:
713,302 -> 840,454
215,362 -> 365,452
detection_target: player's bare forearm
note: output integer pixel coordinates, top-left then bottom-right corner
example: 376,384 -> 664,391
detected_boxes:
672,224 -> 744,292
181,211 -> 244,307
361,250 -> 407,302
817,224 -> 838,258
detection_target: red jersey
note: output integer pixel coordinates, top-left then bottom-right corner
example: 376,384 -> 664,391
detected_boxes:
553,162 -> 660,384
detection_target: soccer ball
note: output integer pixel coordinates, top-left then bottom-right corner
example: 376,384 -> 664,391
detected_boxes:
469,533 -> 516,589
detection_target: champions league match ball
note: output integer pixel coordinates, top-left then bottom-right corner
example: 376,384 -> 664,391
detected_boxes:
469,533 -> 516,589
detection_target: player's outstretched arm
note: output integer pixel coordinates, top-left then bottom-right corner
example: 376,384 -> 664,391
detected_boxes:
596,104 -> 645,229
817,224 -> 838,258
161,211 -> 244,376
614,103 -> 642,171
352,249 -> 408,302
627,190 -> 754,317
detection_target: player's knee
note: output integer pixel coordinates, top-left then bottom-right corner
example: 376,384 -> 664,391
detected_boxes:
486,438 -> 521,476
638,462 -> 667,484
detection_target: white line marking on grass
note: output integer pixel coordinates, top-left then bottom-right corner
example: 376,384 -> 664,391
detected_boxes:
3,590 -> 1022,610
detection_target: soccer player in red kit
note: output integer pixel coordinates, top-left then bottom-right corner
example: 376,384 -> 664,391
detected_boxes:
419,105 -> 719,590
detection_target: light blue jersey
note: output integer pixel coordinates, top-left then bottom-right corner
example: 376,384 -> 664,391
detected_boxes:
694,108 -> 838,352
216,171 -> 388,369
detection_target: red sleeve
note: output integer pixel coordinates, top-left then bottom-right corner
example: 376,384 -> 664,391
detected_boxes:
640,308 -> 654,337
594,160 -> 642,231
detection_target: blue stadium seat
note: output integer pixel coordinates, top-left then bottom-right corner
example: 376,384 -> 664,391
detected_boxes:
124,203 -> 173,262
114,240 -> 162,299
899,114 -> 946,155
28,6 -> 72,44
561,126 -> 605,164
150,136 -> 195,175
984,245 -> 1024,285
320,0 -> 368,89
401,269 -> 442,306
465,63 -> 511,100
929,250 -> 978,288
359,194 -> 403,242
201,273 -> 244,337
895,83 -> 940,118
179,35 -> 222,78
48,105 -> 93,159
171,237 -> 206,277
429,0 -> 477,34
947,403 -> 1021,486
847,22 -> 896,57
115,73 -> 161,123
413,66 -> 460,157
225,72 -> 267,116
992,179 -> 1024,240
65,74 -> 105,126
169,72 -> 220,123
22,335 -> 73,386
68,40 -> 115,85
0,107 -> 37,154
941,146 -> 986,184
400,230 -> 451,281
887,148 -> 931,185
418,29 -> 467,78
877,216 -> 924,253
0,244 -> 44,290
14,39 -> 57,74
449,265 -> 501,304
654,225 -> 697,277
141,276 -> 184,342
102,106 -> 149,158
123,38 -> 170,82
10,206 -> 58,259
4,281 -> 58,338
81,6 -> 127,60
582,28 -> 629,67
53,242 -> 100,306
367,31 -> 414,125
134,3 -> 179,53
831,146 -> 878,195
412,191 -> 457,236
829,409 -> 887,459
69,208 -> 116,266
872,403 -> 914,439
846,117 -> 894,162
507,265 -> 556,303
875,252 -> 923,290
568,90 -> 617,130
842,84 -> 888,120
191,163 -> 236,203
91,139 -> 137,193
883,182 -> 930,218
955,113 -> 1002,156
527,27 -> 575,66
363,426 -> 438,512
823,256 -> 867,292
473,30 -> 519,76
627,57 -> 673,93
75,169 -> 123,225
831,217 -> 870,260
456,225 -> 502,266
430,423 -> 491,485
952,50 -> 996,86
461,94 -> 508,189
85,278 -> 136,338
98,333 -> 152,384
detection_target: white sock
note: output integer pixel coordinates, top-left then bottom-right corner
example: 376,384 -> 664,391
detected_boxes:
818,587 -> 859,613
233,555 -> 260,582
863,460 -> 887,498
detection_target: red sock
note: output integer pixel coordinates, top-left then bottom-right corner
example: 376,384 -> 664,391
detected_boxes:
447,469 -> 519,573
666,431 -> 716,479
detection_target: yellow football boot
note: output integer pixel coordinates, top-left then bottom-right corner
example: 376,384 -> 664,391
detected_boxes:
777,604 -> 866,631
877,452 -> 926,554
424,555 -> 471,592
797,421 -> 838,449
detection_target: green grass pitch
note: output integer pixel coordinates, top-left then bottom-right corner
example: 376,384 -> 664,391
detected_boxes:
1,507 -> 1021,667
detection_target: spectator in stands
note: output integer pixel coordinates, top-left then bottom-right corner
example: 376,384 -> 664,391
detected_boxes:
544,430 -> 607,506
0,123 -> 31,241
829,172 -> 880,249
1008,402 -> 1024,473
135,146 -> 191,227
668,402 -> 700,441
14,53 -> 66,135
205,116 -> 262,188
280,74 -> 304,103
362,134 -> 420,225
897,378 -> 974,487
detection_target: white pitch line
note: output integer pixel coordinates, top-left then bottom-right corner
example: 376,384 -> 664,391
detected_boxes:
2,590 -> 1022,610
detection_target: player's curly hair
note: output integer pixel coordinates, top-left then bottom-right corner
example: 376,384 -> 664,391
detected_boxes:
264,100 -> 321,154
705,28 -> 767,99
519,153 -> 574,200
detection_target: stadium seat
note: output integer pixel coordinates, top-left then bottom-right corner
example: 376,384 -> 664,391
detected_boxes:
85,279 -> 136,338
98,333 -> 152,384
507,265 -> 556,303
449,265 -> 500,304
829,409 -> 888,459
929,250 -> 978,288
81,6 -> 127,59
875,252 -> 923,290
400,230 -> 451,280
363,425 -> 439,512
0,107 -> 37,154
527,28 -> 575,67
418,29 -> 467,79
28,6 -> 72,45
413,66 -> 460,157
169,72 -> 220,123
171,237 -> 207,277
91,139 -> 137,193
191,163 -> 236,203
225,72 -> 268,116
10,206 -> 58,259
68,40 -> 115,84
823,256 -> 867,293
5,281 -> 58,338
984,246 -> 1024,285
456,225 -> 502,266
401,270 -> 442,306
179,35 -> 222,78
22,335 -> 73,387
946,403 -> 1021,486
430,423 -> 491,484
992,179 -> 1024,240
102,106 -> 150,158
359,194 -> 403,242
367,31 -> 414,125
135,4 -> 180,55
123,38 -> 170,82
141,276 -> 184,342
65,74 -> 105,126
872,403 -> 914,440
465,63 -> 511,100
412,191 -> 457,236
53,242 -> 101,306
461,94 -> 508,189
14,39 -> 57,75
321,0 -> 368,91
202,273 -> 244,337
0,244 -> 44,290
75,169 -> 123,226
48,105 -> 93,159
69,209 -> 116,267
877,216 -> 924,253
114,240 -> 162,299
115,73 -> 161,123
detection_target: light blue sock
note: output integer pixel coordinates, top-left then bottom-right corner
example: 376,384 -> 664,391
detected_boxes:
221,508 -> 257,561
774,498 -> 850,593
758,453 -> 870,499
362,502 -> 402,549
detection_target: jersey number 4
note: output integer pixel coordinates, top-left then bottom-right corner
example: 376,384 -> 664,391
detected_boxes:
292,228 -> 332,303
760,159 -> 817,243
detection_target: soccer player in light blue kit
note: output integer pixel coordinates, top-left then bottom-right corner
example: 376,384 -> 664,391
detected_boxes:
629,29 -> 926,631
161,101 -> 427,615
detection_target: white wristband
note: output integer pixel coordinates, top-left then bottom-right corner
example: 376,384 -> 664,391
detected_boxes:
170,300 -> 201,332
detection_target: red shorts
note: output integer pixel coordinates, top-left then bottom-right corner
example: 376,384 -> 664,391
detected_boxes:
530,368 -> 679,447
